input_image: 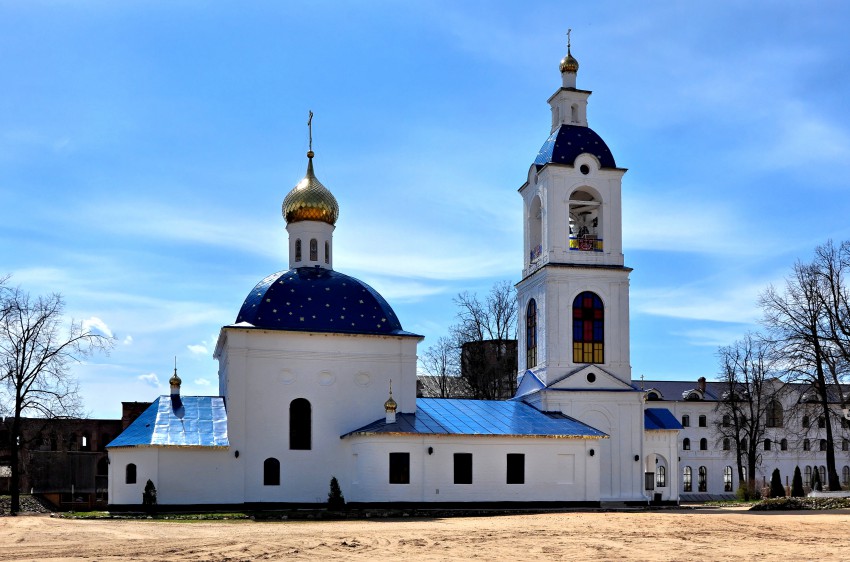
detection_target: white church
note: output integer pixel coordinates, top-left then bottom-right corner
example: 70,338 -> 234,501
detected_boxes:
106,40 -> 684,510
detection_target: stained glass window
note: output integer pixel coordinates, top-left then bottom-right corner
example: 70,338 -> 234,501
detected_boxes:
526,299 -> 537,369
572,291 -> 603,364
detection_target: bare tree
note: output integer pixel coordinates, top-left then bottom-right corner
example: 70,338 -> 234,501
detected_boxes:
419,336 -> 459,398
0,286 -> 111,514
715,333 -> 779,495
760,260 -> 842,490
451,281 -> 518,399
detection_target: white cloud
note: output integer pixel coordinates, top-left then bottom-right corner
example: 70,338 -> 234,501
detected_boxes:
122,335 -> 133,345
633,284 -> 763,324
187,344 -> 209,355
138,373 -> 160,388
194,378 -> 211,386
82,316 -> 113,338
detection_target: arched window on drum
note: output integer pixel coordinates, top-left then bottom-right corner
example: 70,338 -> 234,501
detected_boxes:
526,299 -> 537,369
572,292 -> 603,364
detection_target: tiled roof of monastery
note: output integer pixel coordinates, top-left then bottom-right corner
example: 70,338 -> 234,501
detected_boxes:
534,124 -> 616,169
343,398 -> 608,439
107,396 -> 229,448
235,267 -> 420,337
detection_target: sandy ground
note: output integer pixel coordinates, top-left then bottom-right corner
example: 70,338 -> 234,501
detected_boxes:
1,508 -> 849,561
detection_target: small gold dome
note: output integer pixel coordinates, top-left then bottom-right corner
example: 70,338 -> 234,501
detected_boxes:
169,370 -> 182,387
282,154 -> 339,225
384,395 -> 397,413
560,47 -> 579,74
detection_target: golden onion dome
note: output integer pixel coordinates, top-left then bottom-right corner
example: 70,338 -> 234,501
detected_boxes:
384,395 -> 397,413
282,152 -> 339,226
560,47 -> 579,74
169,369 -> 182,387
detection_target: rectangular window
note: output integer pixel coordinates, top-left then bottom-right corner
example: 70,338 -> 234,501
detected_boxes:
454,453 -> 473,484
698,415 -> 707,428
389,453 -> 410,484
506,454 -> 525,484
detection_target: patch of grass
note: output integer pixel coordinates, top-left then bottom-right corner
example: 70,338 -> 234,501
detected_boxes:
751,497 -> 850,511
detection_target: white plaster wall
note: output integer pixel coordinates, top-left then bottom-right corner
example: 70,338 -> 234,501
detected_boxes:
286,221 -> 335,270
108,448 -> 159,505
540,390 -> 645,501
346,435 -> 601,503
217,327 -> 421,504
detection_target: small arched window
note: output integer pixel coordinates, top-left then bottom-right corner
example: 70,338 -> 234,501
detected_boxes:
263,458 -> 280,486
724,466 -> 733,492
310,239 -> 318,261
723,438 -> 730,451
741,438 -> 748,451
526,299 -> 537,369
818,416 -> 826,428
781,438 -> 788,451
571,104 -> 579,123
290,398 -> 312,450
843,439 -> 849,452
683,466 -> 692,492
682,438 -> 691,451
295,239 -> 302,262
656,465 -> 666,488
802,415 -> 810,428
820,439 -> 827,451
572,292 -> 603,364
698,415 -> 707,427
698,466 -> 707,492
699,438 -> 708,451
325,241 -> 330,264
805,466 -> 812,487
803,438 -> 811,451
125,463 -> 137,484
843,466 -> 850,486
681,415 -> 690,427
722,414 -> 731,427
764,439 -> 771,451
766,400 -> 783,427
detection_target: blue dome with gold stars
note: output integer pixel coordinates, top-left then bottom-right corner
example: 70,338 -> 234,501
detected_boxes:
236,267 -> 417,336
534,124 -> 616,169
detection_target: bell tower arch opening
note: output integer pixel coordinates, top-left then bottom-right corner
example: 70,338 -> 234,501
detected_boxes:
569,187 -> 602,253
529,194 -> 543,264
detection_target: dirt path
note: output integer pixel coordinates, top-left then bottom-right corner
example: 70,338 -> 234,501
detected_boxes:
1,508 -> 848,561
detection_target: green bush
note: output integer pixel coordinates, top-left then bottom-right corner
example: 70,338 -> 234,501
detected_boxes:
751,497 -> 850,511
791,466 -> 805,497
735,482 -> 761,501
327,476 -> 346,510
769,468 -> 785,498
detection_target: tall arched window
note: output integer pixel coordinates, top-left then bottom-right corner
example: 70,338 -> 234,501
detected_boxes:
290,398 -> 311,450
295,239 -> 302,262
310,239 -> 318,261
656,465 -> 666,488
683,466 -> 692,492
766,400 -> 783,427
682,438 -> 691,451
699,438 -> 708,451
571,104 -> 579,123
125,463 -> 137,484
324,241 -> 330,264
804,466 -> 812,488
529,195 -> 542,263
572,291 -> 603,364
781,438 -> 788,451
843,466 -> 850,486
723,438 -> 730,451
698,466 -> 707,492
764,439 -> 772,451
263,458 -> 280,486
526,299 -> 537,369
724,466 -> 733,491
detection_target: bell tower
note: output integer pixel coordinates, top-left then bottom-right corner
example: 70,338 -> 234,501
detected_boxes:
516,35 -> 632,387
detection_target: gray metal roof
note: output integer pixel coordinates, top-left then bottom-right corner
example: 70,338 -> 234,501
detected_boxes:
343,398 -> 607,439
107,396 -> 229,448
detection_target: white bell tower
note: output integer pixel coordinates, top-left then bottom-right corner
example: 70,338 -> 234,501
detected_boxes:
516,34 -> 632,387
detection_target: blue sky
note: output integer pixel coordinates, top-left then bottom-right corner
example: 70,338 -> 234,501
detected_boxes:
2,1 -> 850,418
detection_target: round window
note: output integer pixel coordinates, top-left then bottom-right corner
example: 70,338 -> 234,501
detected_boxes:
580,164 -> 590,175
587,373 -> 596,383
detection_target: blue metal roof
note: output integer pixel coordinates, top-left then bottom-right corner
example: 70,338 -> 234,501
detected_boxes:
644,408 -> 683,431
343,398 -> 607,439
107,396 -> 229,448
235,267 -> 419,337
534,124 -> 616,169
